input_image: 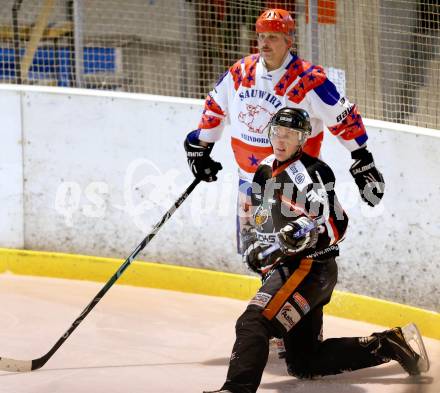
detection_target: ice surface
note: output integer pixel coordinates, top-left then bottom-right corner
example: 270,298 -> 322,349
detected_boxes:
0,274 -> 438,393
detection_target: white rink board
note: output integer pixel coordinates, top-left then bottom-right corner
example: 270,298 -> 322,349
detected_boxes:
0,85 -> 439,311
0,90 -> 24,248
16,86 -> 240,276
320,121 -> 440,311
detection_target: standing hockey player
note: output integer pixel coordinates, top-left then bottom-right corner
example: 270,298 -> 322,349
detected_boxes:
203,107 -> 429,393
184,8 -> 385,254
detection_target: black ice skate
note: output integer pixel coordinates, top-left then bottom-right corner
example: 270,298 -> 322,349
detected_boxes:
375,323 -> 430,375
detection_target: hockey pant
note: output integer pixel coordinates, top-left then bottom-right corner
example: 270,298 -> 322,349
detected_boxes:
221,257 -> 387,393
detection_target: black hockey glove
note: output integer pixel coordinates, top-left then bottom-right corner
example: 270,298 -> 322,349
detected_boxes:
350,147 -> 385,207
184,135 -> 222,182
277,217 -> 319,255
242,230 -> 283,276
241,230 -> 263,274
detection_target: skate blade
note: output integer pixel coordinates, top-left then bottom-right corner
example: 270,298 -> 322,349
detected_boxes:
401,323 -> 430,373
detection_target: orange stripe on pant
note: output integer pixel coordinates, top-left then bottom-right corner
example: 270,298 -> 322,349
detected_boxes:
262,258 -> 313,320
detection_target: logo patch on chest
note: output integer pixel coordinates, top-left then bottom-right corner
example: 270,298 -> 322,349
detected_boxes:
254,205 -> 269,227
238,104 -> 273,134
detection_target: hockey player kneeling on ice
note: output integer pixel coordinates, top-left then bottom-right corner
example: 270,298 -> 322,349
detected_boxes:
203,107 -> 429,393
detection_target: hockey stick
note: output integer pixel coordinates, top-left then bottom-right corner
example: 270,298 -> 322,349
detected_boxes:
0,178 -> 200,372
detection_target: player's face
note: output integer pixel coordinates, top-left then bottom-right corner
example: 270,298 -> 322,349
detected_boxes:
269,125 -> 302,162
257,32 -> 292,71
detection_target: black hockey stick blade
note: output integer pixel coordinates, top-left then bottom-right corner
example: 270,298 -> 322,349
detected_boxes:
0,178 -> 200,372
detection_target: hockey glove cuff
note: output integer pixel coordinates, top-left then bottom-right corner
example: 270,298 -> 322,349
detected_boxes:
184,131 -> 222,182
350,147 -> 385,207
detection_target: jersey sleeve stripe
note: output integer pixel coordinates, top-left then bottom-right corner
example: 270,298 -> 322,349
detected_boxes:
287,66 -> 327,104
327,216 -> 339,244
197,94 -> 225,130
328,105 -> 367,141
198,113 -> 222,129
204,94 -> 225,116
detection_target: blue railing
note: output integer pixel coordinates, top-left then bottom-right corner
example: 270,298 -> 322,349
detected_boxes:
0,47 -> 117,87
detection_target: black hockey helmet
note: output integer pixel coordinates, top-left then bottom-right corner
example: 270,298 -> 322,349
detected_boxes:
268,107 -> 312,146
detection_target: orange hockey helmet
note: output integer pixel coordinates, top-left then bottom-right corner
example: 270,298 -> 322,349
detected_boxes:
256,9 -> 294,35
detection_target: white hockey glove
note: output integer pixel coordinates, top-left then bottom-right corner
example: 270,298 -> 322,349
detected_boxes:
350,147 -> 385,207
277,217 -> 319,255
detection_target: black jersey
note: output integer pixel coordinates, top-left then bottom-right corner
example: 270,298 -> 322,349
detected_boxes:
250,152 -> 348,260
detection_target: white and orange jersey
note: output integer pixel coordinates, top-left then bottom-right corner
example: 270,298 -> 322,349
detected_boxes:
196,51 -> 368,182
